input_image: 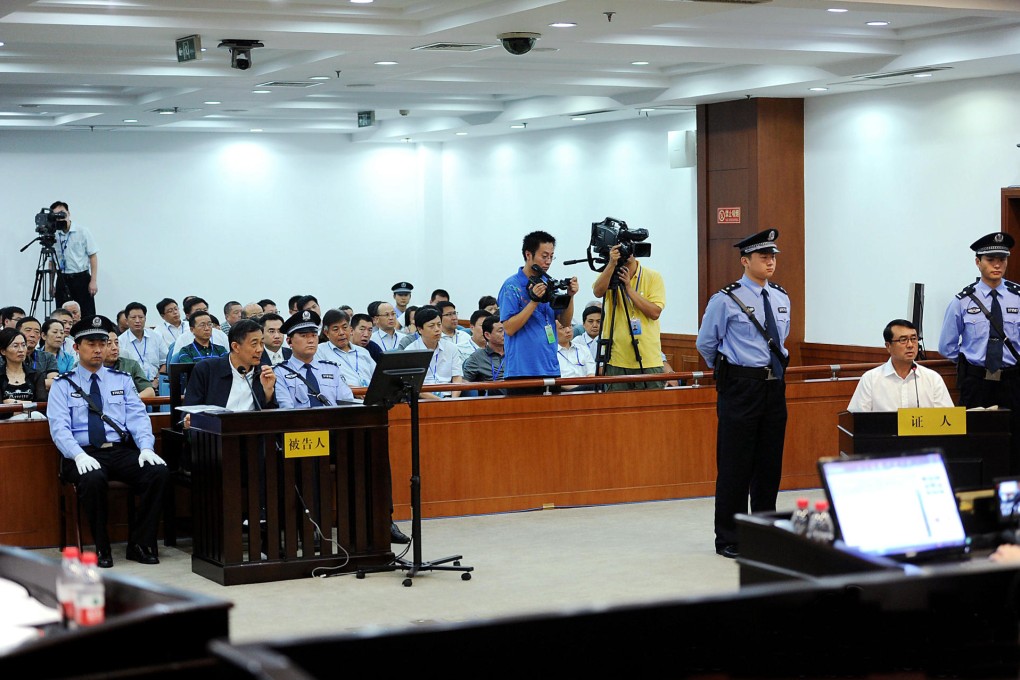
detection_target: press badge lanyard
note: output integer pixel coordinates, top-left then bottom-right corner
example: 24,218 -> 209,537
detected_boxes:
378,332 -> 398,351
166,322 -> 180,341
488,351 -> 503,381
558,346 -> 584,367
332,345 -> 361,377
131,335 -> 148,375
55,232 -> 68,272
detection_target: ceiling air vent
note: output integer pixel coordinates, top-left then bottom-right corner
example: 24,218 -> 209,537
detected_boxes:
854,66 -> 951,80
673,0 -> 772,4
255,81 -> 322,88
413,43 -> 498,52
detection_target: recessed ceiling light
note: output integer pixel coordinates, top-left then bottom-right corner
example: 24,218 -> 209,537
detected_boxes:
455,132 -> 468,136
510,123 -> 526,129
0,42 -> 5,47
351,0 -> 373,3
204,101 -> 221,105
639,108 -> 655,113
123,119 -> 138,123
827,8 -> 848,13
250,128 -> 263,132
200,48 -> 207,52
309,76 -> 330,80
158,110 -> 175,115
913,73 -> 933,78
252,89 -> 271,94
375,61 -> 398,66
809,87 -> 829,92
866,20 -> 890,26
631,61 -> 650,66
549,22 -> 577,28
571,116 -> 586,121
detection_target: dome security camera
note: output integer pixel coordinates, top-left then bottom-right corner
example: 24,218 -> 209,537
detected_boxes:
218,39 -> 265,71
497,32 -> 540,56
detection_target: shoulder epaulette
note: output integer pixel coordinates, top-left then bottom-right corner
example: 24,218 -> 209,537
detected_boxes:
319,359 -> 340,367
767,281 -> 788,295
955,283 -> 978,300
55,371 -> 75,381
720,281 -> 741,294
107,367 -> 130,377
1005,280 -> 1020,296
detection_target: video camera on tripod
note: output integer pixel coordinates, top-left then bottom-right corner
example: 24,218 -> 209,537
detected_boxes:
33,208 -> 68,248
527,264 -> 572,311
21,207 -> 71,318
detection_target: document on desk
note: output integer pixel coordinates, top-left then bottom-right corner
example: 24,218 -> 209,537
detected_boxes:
0,577 -> 59,654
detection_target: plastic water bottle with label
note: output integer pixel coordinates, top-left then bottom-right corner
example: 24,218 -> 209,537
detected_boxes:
56,546 -> 83,628
790,498 -> 811,536
807,499 -> 835,543
74,552 -> 106,627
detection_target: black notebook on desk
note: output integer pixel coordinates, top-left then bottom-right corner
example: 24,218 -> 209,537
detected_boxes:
819,451 -> 970,563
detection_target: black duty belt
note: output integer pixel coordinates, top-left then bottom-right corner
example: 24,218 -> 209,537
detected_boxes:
962,361 -> 1018,381
725,364 -> 781,381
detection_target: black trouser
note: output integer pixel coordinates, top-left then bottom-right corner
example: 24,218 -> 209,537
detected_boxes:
958,360 -> 1020,473
55,270 -> 95,317
61,444 -> 169,553
713,370 -> 787,548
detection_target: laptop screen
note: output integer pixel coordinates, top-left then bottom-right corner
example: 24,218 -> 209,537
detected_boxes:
819,452 -> 967,557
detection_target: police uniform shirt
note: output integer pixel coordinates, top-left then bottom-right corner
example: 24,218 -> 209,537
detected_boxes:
938,279 -> 1020,368
315,342 -> 376,388
47,365 -> 155,460
55,223 -> 98,275
274,356 -> 353,408
696,273 -> 791,369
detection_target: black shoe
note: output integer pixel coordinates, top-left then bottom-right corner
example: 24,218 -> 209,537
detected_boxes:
716,544 -> 740,559
390,522 -> 410,544
126,544 -> 160,565
96,550 -> 113,569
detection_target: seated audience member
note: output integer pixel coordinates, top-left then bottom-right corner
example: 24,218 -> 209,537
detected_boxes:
116,309 -> 129,334
182,319 -> 277,414
339,305 -> 355,319
258,299 -> 278,315
466,310 -> 489,356
273,310 -> 353,408
155,298 -> 184,347
42,318 -> 76,374
436,301 -> 474,365
573,305 -> 602,361
221,301 -> 242,334
61,300 -> 82,324
392,282 -> 413,327
16,316 -> 58,389
403,306 -> 463,399
401,306 -> 419,336
316,309 -> 375,388
296,295 -> 321,316
51,308 -> 76,356
119,302 -> 169,390
848,319 -> 953,412
173,310 -> 228,364
430,289 -> 450,305
243,302 -> 263,321
556,319 -> 596,389
462,315 -> 506,395
288,295 -> 302,316
103,330 -> 155,398
1,306 -> 26,329
259,313 -> 291,366
0,328 -> 48,418
167,297 -> 229,359
350,313 -> 383,361
369,301 -> 401,352
478,295 -> 499,316
47,316 -> 168,567
573,299 -> 602,337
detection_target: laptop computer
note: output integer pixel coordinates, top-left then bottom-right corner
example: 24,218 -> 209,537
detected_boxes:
818,451 -> 970,563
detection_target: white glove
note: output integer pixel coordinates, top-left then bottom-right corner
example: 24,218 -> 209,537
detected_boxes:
74,453 -> 101,475
138,449 -> 166,467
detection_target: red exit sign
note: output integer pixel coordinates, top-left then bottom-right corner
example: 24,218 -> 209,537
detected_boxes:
717,207 -> 741,224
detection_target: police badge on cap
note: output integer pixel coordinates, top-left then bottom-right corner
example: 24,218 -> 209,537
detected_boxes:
734,229 -> 781,256
971,232 -> 1014,257
281,309 -> 321,336
71,315 -> 115,342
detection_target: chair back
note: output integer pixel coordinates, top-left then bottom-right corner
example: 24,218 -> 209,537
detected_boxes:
168,363 -> 196,432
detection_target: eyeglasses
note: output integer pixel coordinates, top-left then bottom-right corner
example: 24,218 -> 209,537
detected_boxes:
441,312 -> 458,318
890,336 -> 919,345
376,312 -> 397,318
193,322 -> 213,329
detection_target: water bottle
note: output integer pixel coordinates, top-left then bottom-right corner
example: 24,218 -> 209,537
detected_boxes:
790,498 -> 811,536
56,546 -> 83,627
74,552 -> 105,627
807,499 -> 835,543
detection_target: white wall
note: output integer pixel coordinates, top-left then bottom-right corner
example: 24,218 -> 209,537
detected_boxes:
805,73 -> 1020,347
0,112 -> 698,331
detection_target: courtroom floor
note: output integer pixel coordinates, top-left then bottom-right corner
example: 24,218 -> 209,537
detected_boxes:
32,490 -> 825,643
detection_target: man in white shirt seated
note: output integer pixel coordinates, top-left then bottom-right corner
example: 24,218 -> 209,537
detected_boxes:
572,305 -> 602,362
403,306 -> 463,399
155,298 -> 185,348
435,301 -> 474,369
556,319 -> 596,390
368,301 -> 402,353
848,318 -> 954,412
119,301 -> 169,392
315,309 -> 376,388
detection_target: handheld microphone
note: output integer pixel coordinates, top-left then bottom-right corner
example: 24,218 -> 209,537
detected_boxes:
237,365 -> 263,411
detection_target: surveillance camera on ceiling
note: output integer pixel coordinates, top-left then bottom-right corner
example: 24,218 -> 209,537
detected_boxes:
218,39 -> 264,71
497,32 -> 540,56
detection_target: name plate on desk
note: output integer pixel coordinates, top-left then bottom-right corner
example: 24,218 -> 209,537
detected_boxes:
283,430 -> 330,457
897,407 -> 967,436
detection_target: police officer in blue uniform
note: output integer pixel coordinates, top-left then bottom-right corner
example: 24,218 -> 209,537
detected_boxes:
273,310 -> 354,408
939,231 -> 1020,469
696,229 -> 791,559
47,315 -> 168,568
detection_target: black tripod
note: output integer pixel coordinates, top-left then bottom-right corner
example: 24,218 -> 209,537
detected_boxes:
20,237 -> 63,318
358,353 -> 473,586
594,266 -> 644,392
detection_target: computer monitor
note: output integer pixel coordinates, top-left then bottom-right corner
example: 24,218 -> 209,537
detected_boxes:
363,349 -> 433,407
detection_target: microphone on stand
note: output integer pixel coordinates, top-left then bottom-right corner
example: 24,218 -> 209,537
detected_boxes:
911,362 -> 920,408
237,364 -> 263,411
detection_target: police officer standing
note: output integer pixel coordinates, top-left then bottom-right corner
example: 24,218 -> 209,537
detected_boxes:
47,315 -> 168,568
273,310 -> 353,408
939,232 -> 1020,469
696,229 -> 791,559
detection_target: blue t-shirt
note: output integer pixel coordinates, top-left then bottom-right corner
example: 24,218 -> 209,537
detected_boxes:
498,267 -> 559,378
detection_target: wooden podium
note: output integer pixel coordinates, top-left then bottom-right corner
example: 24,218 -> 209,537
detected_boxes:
189,405 -> 394,585
837,410 -> 1011,488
